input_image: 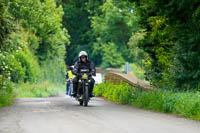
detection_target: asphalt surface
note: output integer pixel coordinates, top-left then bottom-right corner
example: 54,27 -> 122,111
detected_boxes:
0,95 -> 200,133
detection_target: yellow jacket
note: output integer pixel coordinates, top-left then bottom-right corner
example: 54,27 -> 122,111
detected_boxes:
67,70 -> 75,80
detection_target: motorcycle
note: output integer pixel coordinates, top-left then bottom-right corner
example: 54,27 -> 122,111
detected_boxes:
75,69 -> 91,106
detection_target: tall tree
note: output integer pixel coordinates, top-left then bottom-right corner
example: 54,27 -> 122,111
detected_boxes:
59,0 -> 93,65
90,0 -> 140,67
130,0 -> 200,90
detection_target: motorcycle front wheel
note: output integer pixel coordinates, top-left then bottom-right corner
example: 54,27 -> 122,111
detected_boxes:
83,86 -> 89,106
79,100 -> 83,106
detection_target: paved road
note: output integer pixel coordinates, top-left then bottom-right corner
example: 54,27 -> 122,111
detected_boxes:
0,95 -> 200,133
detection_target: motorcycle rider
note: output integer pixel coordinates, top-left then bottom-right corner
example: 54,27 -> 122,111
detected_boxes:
71,51 -> 96,97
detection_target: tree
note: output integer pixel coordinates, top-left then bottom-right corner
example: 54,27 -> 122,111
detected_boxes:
130,0 -> 200,90
58,0 -> 93,65
127,29 -> 147,65
9,0 -> 69,60
92,39 -> 125,68
90,0 -> 140,67
8,0 -> 70,83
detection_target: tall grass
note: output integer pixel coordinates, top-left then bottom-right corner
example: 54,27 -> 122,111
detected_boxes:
0,79 -> 14,107
94,82 -> 200,121
15,81 -> 65,98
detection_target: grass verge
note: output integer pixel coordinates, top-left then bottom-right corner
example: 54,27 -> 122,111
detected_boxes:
0,80 -> 65,108
94,82 -> 200,121
0,80 -> 14,107
15,81 -> 65,98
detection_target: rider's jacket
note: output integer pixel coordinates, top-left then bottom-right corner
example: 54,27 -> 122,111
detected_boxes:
73,60 -> 96,77
66,70 -> 75,83
67,70 -> 75,80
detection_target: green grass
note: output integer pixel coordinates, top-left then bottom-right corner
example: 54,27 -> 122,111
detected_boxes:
0,80 -> 65,108
15,81 -> 65,98
94,82 -> 200,121
0,79 -> 15,107
0,93 -> 14,107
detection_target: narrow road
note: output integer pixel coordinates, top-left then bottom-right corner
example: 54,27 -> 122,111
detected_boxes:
0,95 -> 199,133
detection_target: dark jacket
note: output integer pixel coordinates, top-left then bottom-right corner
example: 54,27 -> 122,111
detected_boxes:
72,60 -> 96,77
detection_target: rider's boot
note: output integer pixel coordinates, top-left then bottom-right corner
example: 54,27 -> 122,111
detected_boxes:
71,93 -> 77,97
89,93 -> 94,97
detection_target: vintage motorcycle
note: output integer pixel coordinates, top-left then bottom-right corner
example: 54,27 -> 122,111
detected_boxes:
75,69 -> 91,106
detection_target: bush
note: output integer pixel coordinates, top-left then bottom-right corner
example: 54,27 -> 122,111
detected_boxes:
94,82 -> 200,121
0,29 -> 41,83
94,82 -> 133,104
132,90 -> 164,111
0,77 -> 14,107
14,48 -> 40,83
172,92 -> 200,119
0,53 -> 26,83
